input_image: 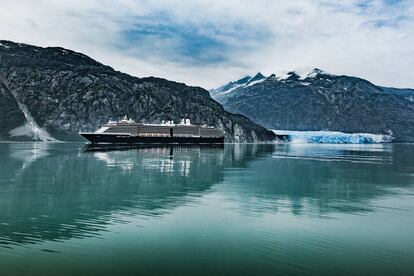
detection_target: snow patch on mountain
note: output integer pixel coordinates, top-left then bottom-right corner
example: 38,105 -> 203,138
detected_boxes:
9,99 -> 57,142
273,68 -> 334,81
246,79 -> 265,87
276,72 -> 291,81
219,83 -> 245,95
303,69 -> 321,79
211,73 -> 266,95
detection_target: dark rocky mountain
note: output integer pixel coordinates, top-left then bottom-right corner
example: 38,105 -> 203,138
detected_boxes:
211,69 -> 414,142
0,40 -> 276,142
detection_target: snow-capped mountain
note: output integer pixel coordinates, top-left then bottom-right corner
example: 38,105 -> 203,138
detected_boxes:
210,72 -> 266,102
212,69 -> 414,142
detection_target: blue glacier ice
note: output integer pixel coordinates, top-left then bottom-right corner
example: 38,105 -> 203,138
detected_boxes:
273,130 -> 393,144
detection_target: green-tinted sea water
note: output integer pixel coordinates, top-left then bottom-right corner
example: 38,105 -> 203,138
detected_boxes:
0,143 -> 413,275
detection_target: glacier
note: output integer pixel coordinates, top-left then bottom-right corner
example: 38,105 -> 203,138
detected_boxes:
273,130 -> 393,144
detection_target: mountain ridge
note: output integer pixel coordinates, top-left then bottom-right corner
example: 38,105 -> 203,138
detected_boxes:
0,40 -> 276,142
211,69 -> 414,142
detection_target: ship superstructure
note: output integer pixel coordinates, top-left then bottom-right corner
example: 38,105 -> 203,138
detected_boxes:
80,117 -> 224,144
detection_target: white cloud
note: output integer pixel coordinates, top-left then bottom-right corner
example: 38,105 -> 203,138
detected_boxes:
0,0 -> 413,89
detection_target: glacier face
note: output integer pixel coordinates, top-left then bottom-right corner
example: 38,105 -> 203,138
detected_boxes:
273,130 -> 393,144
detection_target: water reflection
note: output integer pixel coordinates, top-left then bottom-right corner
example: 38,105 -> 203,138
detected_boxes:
0,143 -> 229,247
223,144 -> 414,215
0,143 -> 413,249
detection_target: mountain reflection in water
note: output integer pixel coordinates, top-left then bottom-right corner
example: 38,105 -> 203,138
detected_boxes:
0,143 -> 413,275
0,143 -> 227,247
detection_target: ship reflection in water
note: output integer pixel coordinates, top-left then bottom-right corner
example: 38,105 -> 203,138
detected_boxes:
0,143 -> 413,275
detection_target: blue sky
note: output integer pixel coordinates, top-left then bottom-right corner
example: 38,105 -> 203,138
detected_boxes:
0,0 -> 413,88
121,16 -> 270,65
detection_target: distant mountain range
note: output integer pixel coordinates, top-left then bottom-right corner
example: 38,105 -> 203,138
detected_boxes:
210,69 -> 414,142
0,40 -> 276,142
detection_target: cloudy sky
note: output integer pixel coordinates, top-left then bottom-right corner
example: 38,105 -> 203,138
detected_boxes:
0,0 -> 413,88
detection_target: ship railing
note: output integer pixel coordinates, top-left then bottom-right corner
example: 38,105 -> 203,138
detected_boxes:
131,133 -> 223,138
173,134 -> 200,137
136,133 -> 171,137
87,132 -> 132,136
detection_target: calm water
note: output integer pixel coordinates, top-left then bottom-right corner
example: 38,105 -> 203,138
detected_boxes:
0,143 -> 413,275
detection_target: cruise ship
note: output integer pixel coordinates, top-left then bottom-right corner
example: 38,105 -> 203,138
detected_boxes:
79,117 -> 224,144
